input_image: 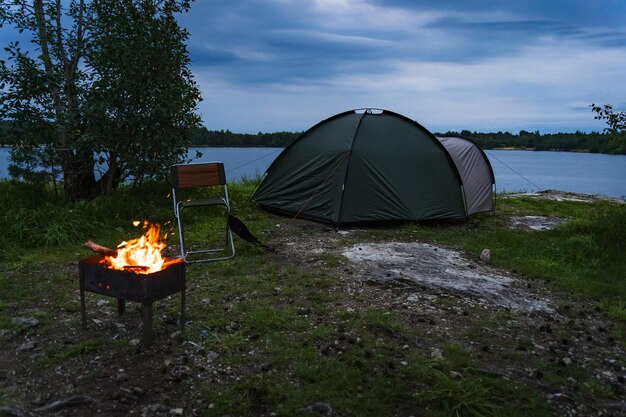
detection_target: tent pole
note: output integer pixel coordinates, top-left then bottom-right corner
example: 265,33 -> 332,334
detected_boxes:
334,110 -> 368,230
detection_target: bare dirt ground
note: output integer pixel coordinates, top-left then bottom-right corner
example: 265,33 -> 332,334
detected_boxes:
1,190 -> 625,417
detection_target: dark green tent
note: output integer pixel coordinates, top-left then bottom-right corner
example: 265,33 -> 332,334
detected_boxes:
252,109 -> 494,226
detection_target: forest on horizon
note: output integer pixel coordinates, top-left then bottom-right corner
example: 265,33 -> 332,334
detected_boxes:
2,121 -> 624,154
190,126 -> 626,154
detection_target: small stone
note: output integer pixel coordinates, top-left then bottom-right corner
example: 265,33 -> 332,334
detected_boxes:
0,329 -> 16,338
129,338 -> 141,346
206,351 -> 219,363
0,407 -> 28,417
147,403 -> 167,413
169,408 -> 184,416
479,249 -> 491,262
17,341 -> 36,352
308,402 -> 333,416
449,371 -> 463,380
12,317 -> 39,328
115,372 -> 129,383
430,347 -> 443,361
31,394 -> 47,406
560,357 -> 572,366
601,371 -> 616,381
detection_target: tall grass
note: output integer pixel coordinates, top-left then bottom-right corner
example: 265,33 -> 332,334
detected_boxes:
0,179 -> 263,261
0,180 -> 172,260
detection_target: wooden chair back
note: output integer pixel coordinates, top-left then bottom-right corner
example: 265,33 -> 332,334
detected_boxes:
171,162 -> 226,189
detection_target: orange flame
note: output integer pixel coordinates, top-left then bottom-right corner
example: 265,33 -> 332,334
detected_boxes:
105,221 -> 167,274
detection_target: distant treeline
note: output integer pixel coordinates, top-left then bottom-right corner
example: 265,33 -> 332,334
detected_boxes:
190,127 -> 301,148
440,130 -> 625,154
2,123 -> 624,154
191,127 -> 625,154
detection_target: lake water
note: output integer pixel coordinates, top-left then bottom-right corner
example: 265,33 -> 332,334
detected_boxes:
1,147 -> 625,198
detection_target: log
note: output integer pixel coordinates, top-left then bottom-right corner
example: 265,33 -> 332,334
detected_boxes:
83,240 -> 117,257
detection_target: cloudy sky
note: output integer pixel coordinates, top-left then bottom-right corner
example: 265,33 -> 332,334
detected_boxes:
3,0 -> 626,134
178,0 -> 626,134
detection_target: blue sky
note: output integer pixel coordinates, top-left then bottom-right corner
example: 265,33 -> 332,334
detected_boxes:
3,0 -> 626,133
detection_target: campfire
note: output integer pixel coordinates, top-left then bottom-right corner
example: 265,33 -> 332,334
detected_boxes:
79,221 -> 186,346
84,220 -> 169,273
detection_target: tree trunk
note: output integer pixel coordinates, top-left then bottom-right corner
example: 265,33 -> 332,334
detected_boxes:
59,149 -> 97,200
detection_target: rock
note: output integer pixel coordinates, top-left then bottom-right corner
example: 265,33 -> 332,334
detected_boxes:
406,294 -> 420,303
116,372 -> 129,383
342,242 -> 553,313
166,365 -> 190,381
129,338 -> 141,346
31,394 -> 47,406
0,329 -> 16,338
206,351 -> 219,363
146,403 -> 167,413
302,402 -> 333,416
480,249 -> 491,262
0,407 -> 28,417
449,371 -> 463,380
430,347 -> 443,361
601,371 -> 616,382
17,341 -> 36,352
35,395 -> 96,411
169,408 -> 184,416
12,317 -> 39,328
560,357 -> 572,366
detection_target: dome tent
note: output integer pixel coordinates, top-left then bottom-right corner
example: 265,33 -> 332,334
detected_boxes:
435,136 -> 495,217
252,109 -> 494,226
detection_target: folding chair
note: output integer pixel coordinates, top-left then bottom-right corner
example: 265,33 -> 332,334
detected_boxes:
170,162 -> 235,263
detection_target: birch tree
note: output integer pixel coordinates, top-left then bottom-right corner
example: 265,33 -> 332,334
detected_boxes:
0,0 -> 200,199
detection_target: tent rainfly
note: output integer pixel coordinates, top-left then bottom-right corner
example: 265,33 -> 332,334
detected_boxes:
252,109 -> 495,226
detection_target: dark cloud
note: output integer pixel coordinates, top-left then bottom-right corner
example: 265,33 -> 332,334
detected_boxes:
371,0 -> 626,27
2,0 -> 626,132
181,0 -> 626,86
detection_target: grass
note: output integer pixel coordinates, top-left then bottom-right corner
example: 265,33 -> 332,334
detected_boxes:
401,197 -> 626,319
417,369 -> 500,417
1,179 -> 625,416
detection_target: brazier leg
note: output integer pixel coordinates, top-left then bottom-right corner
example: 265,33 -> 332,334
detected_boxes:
143,303 -> 153,346
117,299 -> 126,315
80,288 -> 87,330
180,275 -> 186,331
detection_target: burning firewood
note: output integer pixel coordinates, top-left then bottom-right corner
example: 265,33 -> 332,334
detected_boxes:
83,240 -> 117,257
83,222 -> 168,274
